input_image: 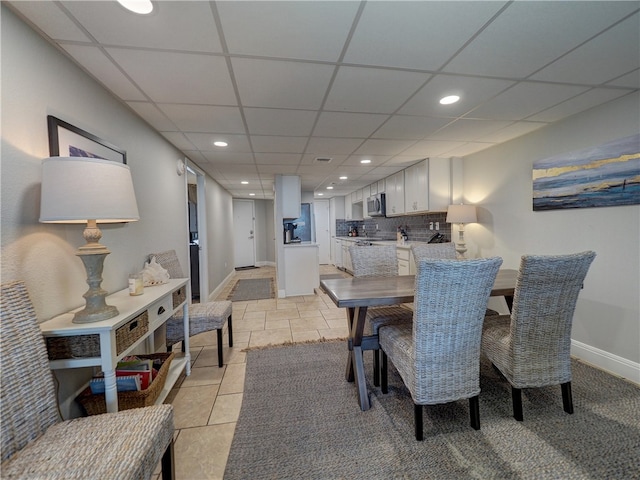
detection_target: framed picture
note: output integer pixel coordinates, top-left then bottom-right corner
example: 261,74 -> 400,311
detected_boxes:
533,133 -> 640,211
47,115 -> 127,164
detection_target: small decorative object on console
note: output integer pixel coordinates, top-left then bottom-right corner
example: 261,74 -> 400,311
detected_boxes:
141,256 -> 170,286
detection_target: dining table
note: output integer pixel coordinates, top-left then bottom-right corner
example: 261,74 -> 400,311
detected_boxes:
320,269 -> 518,411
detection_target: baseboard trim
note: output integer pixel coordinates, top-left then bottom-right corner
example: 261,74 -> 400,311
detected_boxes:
571,340 -> 640,385
207,270 -> 236,302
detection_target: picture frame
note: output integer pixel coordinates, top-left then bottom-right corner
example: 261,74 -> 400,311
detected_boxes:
47,115 -> 127,164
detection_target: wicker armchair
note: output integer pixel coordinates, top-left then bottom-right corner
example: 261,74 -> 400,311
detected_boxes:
1,281 -> 175,479
379,257 -> 503,440
152,250 -> 232,367
481,251 -> 596,421
348,245 -> 413,386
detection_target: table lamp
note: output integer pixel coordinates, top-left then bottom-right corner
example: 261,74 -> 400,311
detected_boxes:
40,157 -> 139,323
446,204 -> 477,258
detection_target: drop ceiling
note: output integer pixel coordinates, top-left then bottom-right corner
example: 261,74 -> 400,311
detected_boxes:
7,1 -> 639,199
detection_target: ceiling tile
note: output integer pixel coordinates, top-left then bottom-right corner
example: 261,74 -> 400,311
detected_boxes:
62,1 -> 222,53
353,139 -> 418,156
160,132 -> 196,150
200,151 -> 254,164
399,75 -> 516,117
401,140 -> 467,157
244,108 -> 316,136
528,88 -> 634,123
256,164 -> 299,174
442,142 -> 496,157
217,1 -> 359,61
232,58 -> 334,109
531,13 -> 640,85
7,1 -> 91,41
185,133 -> 251,152
254,153 -> 301,165
107,48 -> 236,104
344,1 -> 508,70
444,1 -> 639,78
480,122 -> 547,144
373,115 -> 452,140
128,102 -> 177,131
469,82 -> 589,121
325,66 -> 429,113
62,45 -> 146,101
250,136 -> 307,153
606,69 -> 640,89
157,104 -> 245,134
429,118 -> 514,142
305,138 -> 363,155
313,112 -> 389,138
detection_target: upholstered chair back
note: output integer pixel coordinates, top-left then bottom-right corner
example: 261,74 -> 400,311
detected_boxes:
349,245 -> 398,277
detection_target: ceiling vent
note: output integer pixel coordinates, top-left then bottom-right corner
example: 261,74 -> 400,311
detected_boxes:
314,157 -> 332,163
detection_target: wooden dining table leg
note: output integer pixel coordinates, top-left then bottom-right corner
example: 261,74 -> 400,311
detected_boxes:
344,306 -> 371,411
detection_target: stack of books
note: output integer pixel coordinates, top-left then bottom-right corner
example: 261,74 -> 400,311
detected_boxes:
89,355 -> 157,394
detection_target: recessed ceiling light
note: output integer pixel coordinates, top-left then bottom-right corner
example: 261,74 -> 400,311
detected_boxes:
439,95 -> 460,105
317,193 -> 324,196
360,159 -> 371,164
339,176 -> 348,180
117,0 -> 153,14
241,181 -> 249,185
213,141 -> 228,147
249,193 -> 255,196
327,186 -> 334,190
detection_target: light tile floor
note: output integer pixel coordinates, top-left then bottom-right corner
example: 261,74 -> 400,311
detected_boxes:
155,265 -> 350,479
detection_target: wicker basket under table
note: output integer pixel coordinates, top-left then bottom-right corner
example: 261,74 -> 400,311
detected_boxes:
77,352 -> 174,415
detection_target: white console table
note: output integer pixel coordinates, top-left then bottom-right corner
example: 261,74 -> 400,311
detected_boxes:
39,278 -> 191,413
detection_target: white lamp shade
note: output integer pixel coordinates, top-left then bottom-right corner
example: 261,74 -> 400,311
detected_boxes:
446,204 -> 477,224
40,157 -> 139,223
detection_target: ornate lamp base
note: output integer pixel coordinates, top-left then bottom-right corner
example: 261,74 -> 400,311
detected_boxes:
72,225 -> 119,323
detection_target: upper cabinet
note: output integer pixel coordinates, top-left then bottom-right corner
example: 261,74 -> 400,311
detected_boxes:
281,175 -> 301,219
385,170 -> 405,216
404,158 -> 451,214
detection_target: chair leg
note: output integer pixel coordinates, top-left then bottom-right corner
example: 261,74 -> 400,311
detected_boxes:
561,382 -> 574,414
414,404 -> 424,441
373,350 -> 380,387
227,314 -> 233,347
512,387 -> 523,421
381,350 -> 388,394
181,341 -> 186,353
469,395 -> 480,430
161,439 -> 175,480
217,329 -> 223,367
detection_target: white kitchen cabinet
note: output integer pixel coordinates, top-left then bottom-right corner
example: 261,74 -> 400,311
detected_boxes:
344,194 -> 352,220
284,244 -> 319,296
404,158 -> 451,214
385,170 -> 405,216
341,240 -> 353,273
377,179 -> 386,193
281,175 -> 301,219
354,189 -> 363,202
369,182 -> 378,195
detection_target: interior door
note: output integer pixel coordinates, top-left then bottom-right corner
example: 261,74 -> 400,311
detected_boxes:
233,199 -> 256,268
314,200 -> 330,264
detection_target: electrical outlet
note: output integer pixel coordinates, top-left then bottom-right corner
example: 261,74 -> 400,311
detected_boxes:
435,222 -> 440,230
429,222 -> 434,230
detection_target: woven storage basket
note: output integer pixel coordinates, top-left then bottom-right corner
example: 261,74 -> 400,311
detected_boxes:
77,352 -> 174,415
172,287 -> 186,309
115,311 -> 149,355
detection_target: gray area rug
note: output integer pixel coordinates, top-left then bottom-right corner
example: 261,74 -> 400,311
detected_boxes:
227,278 -> 273,301
225,341 -> 640,479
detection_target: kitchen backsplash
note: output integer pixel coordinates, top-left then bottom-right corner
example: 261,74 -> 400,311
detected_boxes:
336,212 -> 451,242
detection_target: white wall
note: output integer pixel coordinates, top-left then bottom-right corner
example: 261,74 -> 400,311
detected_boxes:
1,7 -> 234,415
463,92 -> 640,381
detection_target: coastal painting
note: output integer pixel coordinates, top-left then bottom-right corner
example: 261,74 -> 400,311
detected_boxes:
533,134 -> 640,211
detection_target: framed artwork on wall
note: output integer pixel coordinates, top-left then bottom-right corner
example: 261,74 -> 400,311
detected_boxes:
533,133 -> 640,211
47,115 -> 127,164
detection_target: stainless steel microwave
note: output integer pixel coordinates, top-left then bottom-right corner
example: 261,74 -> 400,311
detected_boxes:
366,193 -> 386,217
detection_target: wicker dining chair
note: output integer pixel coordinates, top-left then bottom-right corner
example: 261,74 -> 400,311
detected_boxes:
411,243 -> 499,317
411,242 -> 457,261
151,250 -> 232,367
1,280 -> 175,479
481,251 -> 596,421
379,257 -> 503,440
348,244 -> 414,386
